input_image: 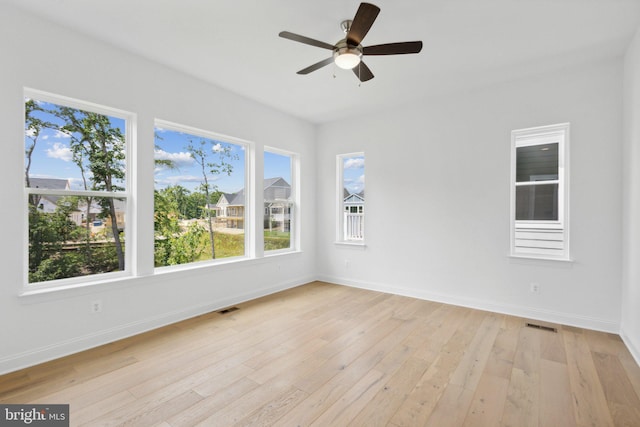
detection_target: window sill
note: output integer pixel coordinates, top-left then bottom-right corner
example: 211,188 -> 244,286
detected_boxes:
264,249 -> 302,258
509,254 -> 574,264
334,241 -> 367,248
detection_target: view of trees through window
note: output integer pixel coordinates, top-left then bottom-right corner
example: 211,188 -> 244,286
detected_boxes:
25,96 -> 128,284
153,124 -> 246,267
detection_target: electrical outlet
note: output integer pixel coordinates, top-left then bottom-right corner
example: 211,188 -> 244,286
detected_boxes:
91,300 -> 103,314
530,283 -> 540,294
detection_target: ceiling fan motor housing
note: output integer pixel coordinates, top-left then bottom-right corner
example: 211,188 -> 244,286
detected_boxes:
333,39 -> 363,69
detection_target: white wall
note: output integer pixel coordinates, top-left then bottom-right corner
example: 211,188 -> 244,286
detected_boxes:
317,59 -> 624,333
0,4 -> 317,374
622,28 -> 640,364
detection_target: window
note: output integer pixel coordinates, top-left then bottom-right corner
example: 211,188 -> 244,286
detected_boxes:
154,121 -> 247,267
511,123 -> 569,259
338,153 -> 365,242
264,148 -> 296,252
24,90 -> 132,286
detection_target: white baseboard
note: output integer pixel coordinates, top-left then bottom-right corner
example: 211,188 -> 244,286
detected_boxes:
0,276 -> 313,375
620,330 -> 640,368
317,275 -> 620,334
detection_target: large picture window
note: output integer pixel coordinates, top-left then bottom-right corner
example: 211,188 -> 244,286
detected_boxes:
511,123 -> 569,259
153,121 -> 247,267
24,90 -> 132,286
337,153 -> 365,242
264,149 -> 296,252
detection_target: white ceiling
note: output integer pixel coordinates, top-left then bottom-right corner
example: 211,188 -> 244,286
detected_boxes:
6,0 -> 640,123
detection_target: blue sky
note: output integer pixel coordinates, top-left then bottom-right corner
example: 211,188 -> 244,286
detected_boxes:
154,128 -> 292,194
24,99 -> 290,195
25,100 -> 127,190
343,155 -> 365,194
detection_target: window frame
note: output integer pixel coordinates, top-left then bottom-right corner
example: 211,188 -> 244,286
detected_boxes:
23,88 -> 135,292
263,146 -> 298,255
153,119 -> 253,270
336,152 -> 365,245
510,123 -> 570,260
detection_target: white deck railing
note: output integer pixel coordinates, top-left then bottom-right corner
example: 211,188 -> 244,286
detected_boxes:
344,213 -> 364,241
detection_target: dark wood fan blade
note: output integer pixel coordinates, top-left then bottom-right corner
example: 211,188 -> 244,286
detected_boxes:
353,61 -> 374,82
297,57 -> 335,75
363,41 -> 423,56
279,31 -> 335,50
347,3 -> 380,46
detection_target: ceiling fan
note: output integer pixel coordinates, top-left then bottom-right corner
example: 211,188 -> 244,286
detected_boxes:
279,2 -> 423,82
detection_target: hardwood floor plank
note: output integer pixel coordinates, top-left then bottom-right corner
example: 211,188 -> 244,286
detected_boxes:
167,378 -> 259,426
0,282 -> 638,426
501,326 -> 541,427
309,369 -> 386,426
591,351 -> 640,426
563,329 -> 615,427
539,359 -> 577,427
462,372 -> 510,427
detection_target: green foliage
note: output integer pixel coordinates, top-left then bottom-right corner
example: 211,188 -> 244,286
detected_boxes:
213,233 -> 245,259
264,231 -> 291,251
29,252 -> 83,283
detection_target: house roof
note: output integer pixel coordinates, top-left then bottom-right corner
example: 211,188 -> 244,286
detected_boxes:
27,177 -> 70,190
216,177 -> 291,208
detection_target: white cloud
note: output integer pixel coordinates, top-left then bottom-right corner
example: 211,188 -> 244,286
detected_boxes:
25,128 -> 37,138
212,143 -> 223,153
46,142 -> 73,162
344,158 -> 365,169
357,174 -> 365,184
54,130 -> 71,139
154,149 -> 194,169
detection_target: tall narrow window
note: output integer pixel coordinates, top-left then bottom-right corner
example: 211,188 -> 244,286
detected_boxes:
511,123 -> 569,259
338,153 -> 365,242
24,90 -> 132,286
264,149 -> 296,252
154,121 -> 247,267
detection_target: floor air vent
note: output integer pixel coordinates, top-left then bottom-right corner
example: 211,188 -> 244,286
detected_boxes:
218,306 -> 239,315
525,322 -> 558,333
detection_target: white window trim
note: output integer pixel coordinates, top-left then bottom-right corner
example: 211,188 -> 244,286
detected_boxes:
153,119 -> 254,270
510,123 -> 570,261
23,88 -> 135,293
264,146 -> 299,254
336,152 -> 365,246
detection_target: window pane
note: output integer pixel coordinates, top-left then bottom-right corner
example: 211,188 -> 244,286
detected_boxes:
25,97 -> 128,285
342,155 -> 365,241
516,143 -> 558,182
153,126 -> 246,266
28,195 -> 126,283
264,151 -> 293,251
516,184 -> 558,220
25,99 -> 126,191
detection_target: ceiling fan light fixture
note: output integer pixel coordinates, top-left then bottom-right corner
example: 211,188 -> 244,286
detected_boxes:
334,47 -> 362,69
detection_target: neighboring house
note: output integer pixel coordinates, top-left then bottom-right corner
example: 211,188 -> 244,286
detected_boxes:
26,177 -> 125,230
344,189 -> 364,214
26,178 -> 71,214
264,177 -> 291,232
343,189 -> 364,241
212,177 -> 292,231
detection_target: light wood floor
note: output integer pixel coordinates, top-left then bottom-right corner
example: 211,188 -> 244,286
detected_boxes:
1,281 -> 640,426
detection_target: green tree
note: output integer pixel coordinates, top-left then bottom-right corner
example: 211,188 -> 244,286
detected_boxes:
154,188 -> 207,266
52,106 -> 126,270
186,140 -> 237,259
